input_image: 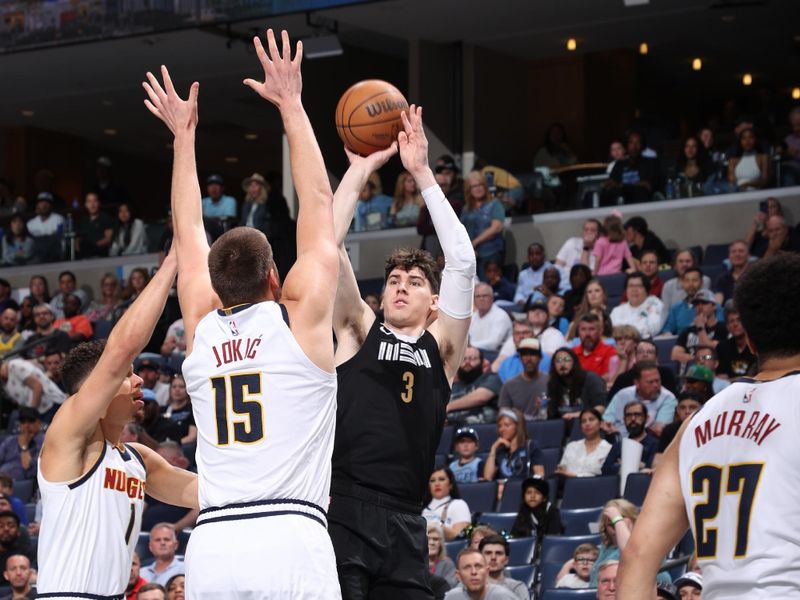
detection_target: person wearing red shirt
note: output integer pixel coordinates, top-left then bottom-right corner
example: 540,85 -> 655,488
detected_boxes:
574,312 -> 618,385
126,552 -> 147,600
52,294 -> 92,344
620,250 -> 663,301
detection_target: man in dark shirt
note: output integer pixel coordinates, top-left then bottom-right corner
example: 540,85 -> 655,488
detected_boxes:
670,290 -> 728,368
750,215 -> 800,258
76,192 -> 115,258
0,408 -> 44,481
716,308 -> 756,379
448,346 -> 503,425
607,340 -> 677,400
603,131 -> 660,204
602,401 -> 658,474
624,217 -> 671,264
0,512 -> 34,571
138,391 -> 180,444
21,303 -> 72,360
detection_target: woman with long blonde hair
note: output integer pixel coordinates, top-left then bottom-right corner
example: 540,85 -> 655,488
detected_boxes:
389,171 -> 423,227
459,170 -> 505,280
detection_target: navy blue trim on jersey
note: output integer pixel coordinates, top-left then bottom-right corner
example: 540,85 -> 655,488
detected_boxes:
67,442 -> 107,490
199,497 -> 326,518
279,303 -> 290,327
37,593 -> 124,599
196,508 -> 326,529
737,369 -> 800,384
216,303 -> 253,316
124,444 -> 146,470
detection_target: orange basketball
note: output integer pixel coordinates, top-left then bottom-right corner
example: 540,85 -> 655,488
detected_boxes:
335,80 -> 409,156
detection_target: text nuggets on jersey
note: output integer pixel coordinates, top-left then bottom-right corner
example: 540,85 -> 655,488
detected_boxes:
103,467 -> 146,500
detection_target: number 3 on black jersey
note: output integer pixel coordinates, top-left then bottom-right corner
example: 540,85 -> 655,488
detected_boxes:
210,373 -> 265,445
691,462 -> 763,559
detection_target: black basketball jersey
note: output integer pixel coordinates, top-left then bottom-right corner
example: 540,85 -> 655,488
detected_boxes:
333,320 -> 450,505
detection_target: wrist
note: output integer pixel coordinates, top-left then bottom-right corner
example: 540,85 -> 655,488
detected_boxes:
610,515 -> 624,526
412,168 -> 436,190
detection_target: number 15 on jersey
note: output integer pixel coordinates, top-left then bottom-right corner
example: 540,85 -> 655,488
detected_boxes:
210,373 -> 265,445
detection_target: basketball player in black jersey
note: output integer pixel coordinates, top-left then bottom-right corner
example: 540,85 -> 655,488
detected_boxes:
329,106 -> 476,599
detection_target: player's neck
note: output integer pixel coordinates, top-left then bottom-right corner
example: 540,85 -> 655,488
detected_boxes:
755,355 -> 800,380
99,419 -> 125,446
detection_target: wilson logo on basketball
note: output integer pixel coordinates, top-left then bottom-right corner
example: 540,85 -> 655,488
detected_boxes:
364,99 -> 409,118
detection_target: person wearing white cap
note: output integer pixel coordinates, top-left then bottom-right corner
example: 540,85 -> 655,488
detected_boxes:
674,572 -> 702,599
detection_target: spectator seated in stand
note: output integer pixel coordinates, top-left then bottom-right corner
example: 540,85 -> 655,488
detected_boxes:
483,408 -> 545,481
139,523 -> 185,586
50,270 -> 89,318
0,307 -> 22,358
592,215 -> 640,276
524,298 -> 566,357
388,171 -> 423,228
548,295 -> 569,336
43,349 -> 65,392
602,362 -> 676,439
661,249 -> 710,310
21,302 -> 73,361
749,215 -> 800,258
85,273 -> 121,327
674,136 -> 712,196
1,553 -> 35,600
476,158 -> 525,214
418,155 -> 465,261
239,172 -> 291,238
479,534 -> 531,600
498,338 -> 549,420
712,240 -> 751,304
546,347 -> 607,427
601,130 -> 661,205
662,268 -> 719,334
449,427 -> 485,484
607,340 -> 678,399
670,290 -> 727,368
493,320 -> 549,383
109,202 -> 147,256
623,217 -> 670,265
0,281 -> 17,314
619,250 -> 663,301
782,107 -> 800,185
573,312 -> 619,387
137,389 -> 180,443
0,360 -> 65,422
460,171 -> 506,280
0,512 -> 34,569
533,122 -> 578,170
652,390 -> 705,468
428,522 -> 458,588
556,408 -> 612,478
692,345 -> 730,394
716,306 -> 756,380
1,216 -> 34,266
353,176 -> 393,232
469,284 -> 512,358
127,552 -> 146,599
422,467 -> 472,541
201,174 -> 238,221
601,400 -> 659,475
509,476 -> 561,538
555,219 -> 601,275
609,272 -> 665,339
566,279 -> 608,339
727,127 -> 770,192
114,268 -> 152,323
0,408 -> 45,481
447,346 -> 503,425
483,260 -> 516,305
555,543 -> 599,589
162,375 -> 196,445
444,549 -> 517,600
53,293 -> 93,345
26,192 -> 64,263
681,365 -> 715,403
160,318 -> 186,366
609,325 -> 640,387
563,266 -> 592,324
75,192 -> 115,258
136,583 -> 167,600
514,243 -> 553,306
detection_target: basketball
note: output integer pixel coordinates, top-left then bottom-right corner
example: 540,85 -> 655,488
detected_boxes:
335,79 -> 409,156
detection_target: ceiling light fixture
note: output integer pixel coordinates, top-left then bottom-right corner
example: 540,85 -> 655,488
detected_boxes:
20,109 -> 34,117
793,87 -> 800,100
104,128 -> 117,136
225,156 -> 239,163
743,73 -> 753,86
244,133 -> 259,140
692,58 -> 702,71
567,38 -> 577,51
639,42 -> 649,55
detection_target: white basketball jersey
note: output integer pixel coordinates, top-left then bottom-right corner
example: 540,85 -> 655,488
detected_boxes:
679,374 -> 800,599
37,442 -> 146,598
181,302 -> 337,511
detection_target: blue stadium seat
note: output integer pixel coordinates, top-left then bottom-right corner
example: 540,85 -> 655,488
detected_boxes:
12,480 -> 34,504
539,534 -> 602,565
506,563 -> 536,587
24,503 -> 36,523
437,426 -> 454,457
688,245 -> 704,265
435,453 -> 447,467
507,536 -> 535,566
660,268 -> 676,282
446,539 -> 467,563
539,561 -> 564,591
623,472 -> 652,506
357,278 -> 385,296
701,263 -> 725,285
136,532 -> 154,564
541,589 -> 598,600
528,419 -> 565,449
478,512 -> 517,532
459,481 -> 497,514
561,475 -> 618,509
654,337 -> 677,364
473,423 -> 499,453
702,243 -> 729,266
560,507 -> 603,535
597,273 -> 627,299
177,528 -> 191,554
538,447 -> 562,477
569,422 -> 585,441
498,476 -> 557,512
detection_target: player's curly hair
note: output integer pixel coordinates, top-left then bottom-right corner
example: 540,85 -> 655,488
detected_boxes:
734,253 -> 800,362
61,339 -> 107,395
384,247 -> 441,294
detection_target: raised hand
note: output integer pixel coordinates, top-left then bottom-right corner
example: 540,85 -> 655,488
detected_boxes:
243,29 -> 303,109
397,104 -> 429,178
142,65 -> 199,136
344,142 -> 398,172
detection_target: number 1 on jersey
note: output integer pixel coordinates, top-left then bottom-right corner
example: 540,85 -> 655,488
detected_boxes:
210,373 -> 265,445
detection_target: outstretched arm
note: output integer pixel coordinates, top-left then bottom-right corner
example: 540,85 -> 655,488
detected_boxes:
398,106 -> 476,382
243,29 -> 338,372
131,443 -> 198,509
41,254 -> 178,480
617,421 -> 690,599
143,67 -> 219,354
332,144 -> 398,364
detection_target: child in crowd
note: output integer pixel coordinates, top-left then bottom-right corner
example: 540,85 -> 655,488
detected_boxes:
592,214 -> 640,275
548,294 -> 569,335
448,427 -> 484,483
556,543 -> 599,588
510,477 -> 562,539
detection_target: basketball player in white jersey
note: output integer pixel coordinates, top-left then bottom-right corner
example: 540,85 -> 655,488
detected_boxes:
617,253 -> 800,599
142,29 -> 340,598
328,106 -> 475,598
37,252 -> 199,599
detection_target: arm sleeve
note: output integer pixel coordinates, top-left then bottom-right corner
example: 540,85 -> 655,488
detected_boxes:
448,499 -> 472,524
421,185 -> 476,320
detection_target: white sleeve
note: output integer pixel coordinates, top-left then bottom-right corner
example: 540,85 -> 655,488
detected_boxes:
446,499 -> 473,525
421,185 -> 476,320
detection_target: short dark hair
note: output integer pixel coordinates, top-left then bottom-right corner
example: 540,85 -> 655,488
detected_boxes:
208,227 -> 273,307
625,271 -> 650,295
479,534 -> 509,555
527,242 -> 545,254
623,216 -> 648,236
677,390 -> 705,405
640,249 -> 659,263
0,473 -> 12,489
58,270 -> 76,282
61,340 -> 107,395
682,266 -> 703,279
137,583 -> 166,599
734,253 -> 800,360
633,360 -> 659,379
384,248 -> 441,294
578,312 -> 600,325
694,344 -> 717,360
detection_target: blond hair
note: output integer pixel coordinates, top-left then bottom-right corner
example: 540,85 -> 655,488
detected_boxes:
599,499 -> 639,547
426,522 -> 447,561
